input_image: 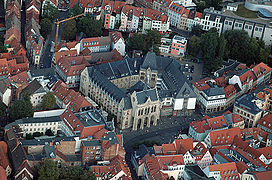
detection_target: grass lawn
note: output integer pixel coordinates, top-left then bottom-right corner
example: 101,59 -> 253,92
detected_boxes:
234,4 -> 258,18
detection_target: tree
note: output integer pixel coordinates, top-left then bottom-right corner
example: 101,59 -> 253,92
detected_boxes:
45,129 -> 54,136
188,35 -> 201,56
42,92 -> 56,110
38,159 -> 59,180
145,30 -> 161,48
224,30 -> 250,64
0,101 -> 6,118
127,33 -> 146,51
9,99 -> 34,121
60,166 -> 96,180
42,3 -> 59,22
77,15 -> 102,37
0,42 -> 7,53
69,5 -> 83,17
62,19 -> 77,41
191,24 -> 204,37
201,28 -> 220,72
40,18 -> 53,38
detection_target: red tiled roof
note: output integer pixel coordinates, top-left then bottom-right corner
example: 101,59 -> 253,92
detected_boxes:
241,127 -> 268,143
109,31 -> 124,44
55,50 -> 78,65
239,69 -> 253,85
190,120 -> 211,133
208,162 -> 240,180
209,127 -> 241,147
236,161 -> 249,174
224,84 -> 237,99
0,141 -> 11,171
0,166 -> 7,180
257,146 -> 272,160
174,138 -> 193,155
207,115 -> 228,129
215,76 -> 226,87
57,56 -> 89,77
253,170 -> 272,180
52,80 -> 92,112
192,78 -> 211,91
252,62 -> 272,79
258,114 -> 272,131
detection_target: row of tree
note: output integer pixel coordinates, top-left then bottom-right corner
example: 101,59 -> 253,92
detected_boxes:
188,25 -> 270,73
127,30 -> 162,55
38,159 -> 96,180
0,34 -> 7,53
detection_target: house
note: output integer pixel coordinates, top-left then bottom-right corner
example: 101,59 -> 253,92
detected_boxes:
170,35 -> 187,56
204,127 -> 241,148
25,33 -> 44,66
52,80 -> 92,112
56,56 -> 90,88
203,162 -> 240,180
80,36 -> 111,53
21,79 -> 46,108
69,0 -> 102,19
27,68 -> 59,90
109,31 -> 125,56
0,78 -> 12,106
90,155 -> 132,180
257,114 -> 272,134
229,69 -> 254,94
256,86 -> 272,113
233,94 -> 264,128
0,141 -> 12,177
52,49 -> 78,68
153,0 -> 172,14
0,55 -> 29,77
251,62 -> 272,87
241,170 -> 272,180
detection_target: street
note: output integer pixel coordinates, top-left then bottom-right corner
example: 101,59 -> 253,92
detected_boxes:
39,10 -> 69,69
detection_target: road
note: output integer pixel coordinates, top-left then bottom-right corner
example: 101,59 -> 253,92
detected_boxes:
40,10 -> 69,69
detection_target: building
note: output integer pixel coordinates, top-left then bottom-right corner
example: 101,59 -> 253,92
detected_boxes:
80,36 -> 111,53
256,86 -> 272,113
80,52 -> 196,130
170,35 -> 187,56
257,114 -> 272,134
234,94 -> 264,128
109,31 -> 125,56
56,56 -> 90,88
0,141 -> 12,177
21,79 -> 46,108
204,127 -> 241,148
251,62 -> 272,87
52,80 -> 92,112
25,33 -> 44,66
0,79 -> 12,106
203,162 -> 240,180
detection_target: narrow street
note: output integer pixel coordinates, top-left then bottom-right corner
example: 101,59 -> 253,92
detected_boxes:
40,10 -> 69,68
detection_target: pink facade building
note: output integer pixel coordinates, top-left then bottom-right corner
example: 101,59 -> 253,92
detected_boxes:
170,35 -> 187,56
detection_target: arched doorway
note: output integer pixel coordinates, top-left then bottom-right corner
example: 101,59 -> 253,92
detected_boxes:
144,117 -> 148,127
137,119 -> 142,129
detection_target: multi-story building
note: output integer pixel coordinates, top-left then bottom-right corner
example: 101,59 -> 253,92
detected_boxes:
153,0 -> 172,14
26,33 -> 44,66
21,79 -> 46,108
257,114 -> 272,134
234,94 -> 264,128
170,35 -> 187,56
203,162 -> 240,180
109,31 -> 125,56
80,36 -> 111,53
251,62 -> 272,87
201,7 -> 272,46
56,56 -> 90,88
256,86 -> 272,113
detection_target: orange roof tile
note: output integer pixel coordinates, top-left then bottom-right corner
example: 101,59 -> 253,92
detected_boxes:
252,62 -> 272,79
208,162 -> 240,180
258,114 -> 272,131
207,115 -> 228,129
209,127 -> 241,147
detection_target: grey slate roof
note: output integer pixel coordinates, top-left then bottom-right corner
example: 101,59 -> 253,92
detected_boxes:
141,52 -> 158,70
235,94 -> 263,115
82,140 -> 101,147
100,131 -> 120,145
21,79 -> 45,96
128,81 -> 150,94
185,165 -> 215,180
136,88 -> 158,104
202,87 -> 225,97
76,110 -> 105,128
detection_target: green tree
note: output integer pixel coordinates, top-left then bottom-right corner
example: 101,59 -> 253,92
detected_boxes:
127,33 -> 146,51
60,166 -> 96,180
40,18 -> 53,38
145,30 -> 161,55
224,30 -> 250,64
9,99 -> 34,121
68,5 -> 83,17
42,3 -> 59,22
188,35 -> 201,56
201,28 -> 220,72
63,19 -> 77,41
0,101 -> 6,117
77,15 -> 102,37
191,24 -> 204,37
38,159 -> 59,180
42,92 -> 56,110
0,42 -> 7,53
